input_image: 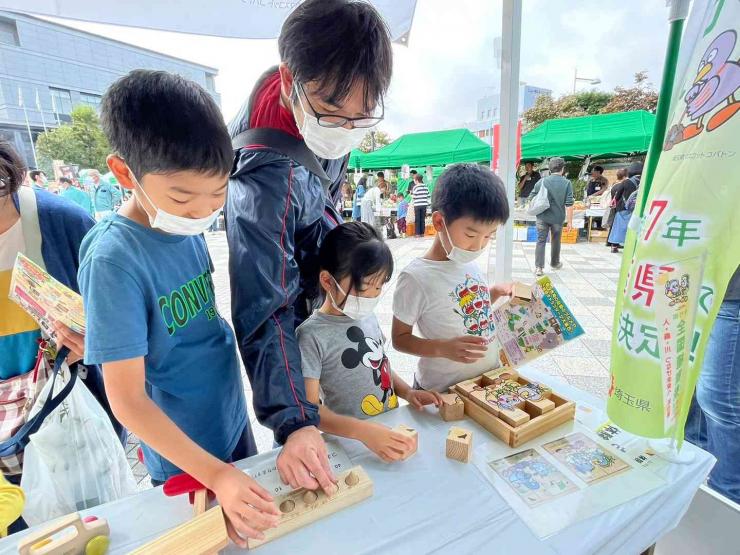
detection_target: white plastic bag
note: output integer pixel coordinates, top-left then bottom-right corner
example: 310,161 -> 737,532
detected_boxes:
20,368 -> 137,526
527,182 -> 550,216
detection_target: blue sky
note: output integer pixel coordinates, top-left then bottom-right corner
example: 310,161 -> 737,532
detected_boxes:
50,0 -> 671,139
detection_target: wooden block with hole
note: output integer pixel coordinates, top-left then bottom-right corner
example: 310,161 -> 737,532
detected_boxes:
127,506 -> 228,555
446,426 -> 473,463
393,424 -> 418,458
247,466 -> 372,549
439,393 -> 465,421
512,282 -> 532,301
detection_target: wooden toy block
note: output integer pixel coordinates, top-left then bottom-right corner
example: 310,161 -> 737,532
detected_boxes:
19,513 -> 110,555
439,393 -> 465,421
247,466 -> 373,549
446,426 -> 473,463
481,367 -> 517,386
393,424 -> 418,459
128,506 -> 228,555
470,388 -> 530,427
455,371 -> 575,447
512,282 -> 532,301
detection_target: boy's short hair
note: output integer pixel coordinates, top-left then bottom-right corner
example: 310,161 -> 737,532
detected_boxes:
101,70 -> 232,179
58,177 -> 72,186
592,165 -> 604,173
29,169 -> 44,182
376,171 -> 384,179
432,163 -> 509,225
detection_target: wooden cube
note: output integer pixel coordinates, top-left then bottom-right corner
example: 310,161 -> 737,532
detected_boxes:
439,393 -> 465,421
446,426 -> 473,463
393,424 -> 418,459
512,282 -> 532,301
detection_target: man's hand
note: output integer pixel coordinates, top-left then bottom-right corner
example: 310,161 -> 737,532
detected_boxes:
277,426 -> 336,496
434,336 -> 488,363
52,321 -> 85,365
210,464 -> 280,547
406,389 -> 443,411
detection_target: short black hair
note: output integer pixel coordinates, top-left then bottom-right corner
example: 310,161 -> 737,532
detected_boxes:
101,69 -> 232,179
410,169 -> 417,175
376,171 -> 384,179
279,0 -> 392,112
592,165 -> 604,173
59,177 -> 73,185
319,221 -> 393,306
627,161 -> 643,177
0,140 -> 25,197
29,170 -> 45,182
432,163 -> 509,225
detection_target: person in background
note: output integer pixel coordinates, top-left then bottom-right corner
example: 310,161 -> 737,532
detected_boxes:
361,178 -> 387,237
28,170 -> 47,190
603,168 -> 627,236
59,176 -> 94,216
517,161 -> 540,207
353,175 -> 367,222
396,191 -> 409,237
529,157 -> 574,276
90,169 -> 122,220
411,173 -> 430,237
586,165 -> 609,197
685,267 -> 740,504
376,171 -> 387,191
606,161 -> 641,253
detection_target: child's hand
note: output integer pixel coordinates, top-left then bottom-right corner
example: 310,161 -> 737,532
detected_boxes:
435,336 -> 488,363
358,422 -> 415,463
406,389 -> 443,410
492,282 -> 514,300
210,464 -> 281,547
52,320 -> 85,365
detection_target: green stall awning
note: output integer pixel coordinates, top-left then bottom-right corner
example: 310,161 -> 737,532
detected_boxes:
520,110 -> 656,161
349,128 -> 491,170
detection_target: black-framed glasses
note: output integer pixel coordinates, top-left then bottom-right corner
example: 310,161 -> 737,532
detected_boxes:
297,82 -> 384,129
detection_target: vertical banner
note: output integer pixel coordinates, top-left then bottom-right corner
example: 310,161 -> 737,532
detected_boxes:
607,0 -> 740,440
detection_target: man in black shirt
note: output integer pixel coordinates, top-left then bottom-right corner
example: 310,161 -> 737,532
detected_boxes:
518,161 -> 541,206
586,165 -> 609,197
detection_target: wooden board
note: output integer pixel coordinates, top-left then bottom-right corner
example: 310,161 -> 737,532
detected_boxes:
247,466 -> 373,549
127,506 -> 228,555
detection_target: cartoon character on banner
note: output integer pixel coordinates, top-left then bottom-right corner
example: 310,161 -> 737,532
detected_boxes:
665,273 -> 690,306
664,29 -> 740,150
451,275 -> 494,342
342,326 -> 399,416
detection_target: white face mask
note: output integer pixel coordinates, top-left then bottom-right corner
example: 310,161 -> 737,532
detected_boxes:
328,277 -> 380,321
131,170 -> 222,236
442,220 -> 485,264
294,86 -> 368,160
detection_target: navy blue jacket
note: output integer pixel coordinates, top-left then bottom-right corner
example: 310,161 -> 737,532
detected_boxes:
226,68 -> 346,444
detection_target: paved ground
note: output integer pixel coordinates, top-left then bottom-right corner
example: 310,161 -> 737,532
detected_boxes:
126,232 -> 621,488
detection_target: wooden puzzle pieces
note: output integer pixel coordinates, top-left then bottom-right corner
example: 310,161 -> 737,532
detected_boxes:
247,466 -> 373,549
469,372 -> 555,427
446,426 -> 473,463
393,424 -> 418,459
439,393 -> 465,421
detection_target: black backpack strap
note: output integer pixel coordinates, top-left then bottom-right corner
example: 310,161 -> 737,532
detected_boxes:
232,128 -> 331,188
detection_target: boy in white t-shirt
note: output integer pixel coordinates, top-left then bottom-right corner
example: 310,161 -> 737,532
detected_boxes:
392,163 -> 512,392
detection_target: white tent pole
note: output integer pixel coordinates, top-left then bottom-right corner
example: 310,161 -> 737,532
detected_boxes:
494,0 -> 522,284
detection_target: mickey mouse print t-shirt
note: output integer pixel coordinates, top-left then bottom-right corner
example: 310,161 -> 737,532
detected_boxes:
393,258 -> 502,392
297,311 -> 398,419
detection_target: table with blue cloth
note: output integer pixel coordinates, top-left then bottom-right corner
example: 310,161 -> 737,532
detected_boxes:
0,368 -> 714,555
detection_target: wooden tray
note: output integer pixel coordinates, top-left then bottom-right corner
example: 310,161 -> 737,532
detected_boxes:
452,368 -> 575,447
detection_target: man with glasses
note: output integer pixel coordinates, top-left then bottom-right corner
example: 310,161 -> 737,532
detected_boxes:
226,0 -> 391,497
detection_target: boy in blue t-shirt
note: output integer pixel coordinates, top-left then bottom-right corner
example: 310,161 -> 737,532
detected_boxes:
78,70 -> 279,547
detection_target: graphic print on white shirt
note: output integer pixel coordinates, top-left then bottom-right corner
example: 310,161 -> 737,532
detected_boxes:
449,273 -> 495,342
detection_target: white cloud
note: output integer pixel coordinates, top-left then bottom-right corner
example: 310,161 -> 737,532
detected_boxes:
46,0 -> 670,140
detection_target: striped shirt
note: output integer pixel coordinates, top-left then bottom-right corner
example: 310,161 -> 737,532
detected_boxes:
412,183 -> 430,207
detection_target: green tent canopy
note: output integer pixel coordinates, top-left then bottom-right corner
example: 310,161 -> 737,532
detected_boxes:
349,128 -> 491,169
520,110 -> 656,161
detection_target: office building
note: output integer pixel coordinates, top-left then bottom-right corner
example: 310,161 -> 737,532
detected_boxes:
0,10 -> 220,167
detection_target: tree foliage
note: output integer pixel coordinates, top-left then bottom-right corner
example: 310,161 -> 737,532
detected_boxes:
522,71 -> 658,131
358,130 -> 392,153
35,106 -> 110,171
600,71 -> 659,114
